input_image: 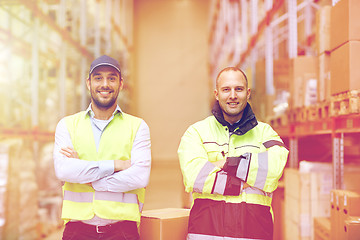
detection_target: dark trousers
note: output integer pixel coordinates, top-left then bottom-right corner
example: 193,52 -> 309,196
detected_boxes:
62,221 -> 140,240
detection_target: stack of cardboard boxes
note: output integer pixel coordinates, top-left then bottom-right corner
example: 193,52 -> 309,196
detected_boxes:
254,55 -> 318,123
284,162 -> 333,240
289,57 -> 318,109
259,0 -> 360,123
330,0 -> 360,95
252,60 -> 277,122
330,190 -> 360,240
284,161 -> 360,240
316,6 -> 331,103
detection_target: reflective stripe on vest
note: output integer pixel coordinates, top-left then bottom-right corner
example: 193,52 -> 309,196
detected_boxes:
243,186 -> 273,198
192,188 -> 273,207
64,191 -> 138,204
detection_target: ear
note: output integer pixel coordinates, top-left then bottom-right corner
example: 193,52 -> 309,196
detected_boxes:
86,78 -> 91,91
214,89 -> 219,101
119,78 -> 124,90
247,88 -> 251,100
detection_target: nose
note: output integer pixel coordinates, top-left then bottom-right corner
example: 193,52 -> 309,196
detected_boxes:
101,78 -> 110,88
230,89 -> 236,99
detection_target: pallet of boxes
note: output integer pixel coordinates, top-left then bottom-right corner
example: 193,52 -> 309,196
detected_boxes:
329,0 -> 360,117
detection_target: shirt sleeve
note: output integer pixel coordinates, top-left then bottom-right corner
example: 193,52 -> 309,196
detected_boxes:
92,120 -> 152,192
178,125 -> 243,196
53,118 -> 114,184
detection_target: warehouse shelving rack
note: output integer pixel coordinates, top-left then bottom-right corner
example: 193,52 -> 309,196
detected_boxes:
0,1 -> 134,238
207,0 -> 354,190
275,113 -> 360,189
0,0 -> 133,140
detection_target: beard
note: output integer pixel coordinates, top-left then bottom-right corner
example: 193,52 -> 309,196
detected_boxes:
90,87 -> 119,110
92,95 -> 117,109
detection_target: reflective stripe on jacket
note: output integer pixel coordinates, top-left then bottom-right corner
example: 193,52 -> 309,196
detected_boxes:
62,111 -> 145,222
178,103 -> 288,239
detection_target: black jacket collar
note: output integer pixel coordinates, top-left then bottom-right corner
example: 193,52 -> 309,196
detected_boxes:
211,101 -> 258,135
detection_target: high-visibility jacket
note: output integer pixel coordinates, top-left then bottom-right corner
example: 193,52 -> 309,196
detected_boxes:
178,102 -> 289,239
62,111 -> 145,223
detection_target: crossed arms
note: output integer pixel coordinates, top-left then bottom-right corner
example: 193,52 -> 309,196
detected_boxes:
53,118 -> 151,192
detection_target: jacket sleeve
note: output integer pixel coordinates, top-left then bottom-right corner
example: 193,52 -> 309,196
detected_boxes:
222,124 -> 289,193
178,125 -> 243,196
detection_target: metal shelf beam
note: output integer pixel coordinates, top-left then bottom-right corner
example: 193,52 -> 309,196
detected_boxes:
19,0 -> 94,61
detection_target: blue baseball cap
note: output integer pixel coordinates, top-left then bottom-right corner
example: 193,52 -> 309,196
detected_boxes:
89,55 -> 121,76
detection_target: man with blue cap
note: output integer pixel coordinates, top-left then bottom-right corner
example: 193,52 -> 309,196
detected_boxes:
53,55 -> 151,240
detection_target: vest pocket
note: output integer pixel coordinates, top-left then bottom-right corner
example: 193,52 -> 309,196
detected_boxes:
203,142 -> 227,162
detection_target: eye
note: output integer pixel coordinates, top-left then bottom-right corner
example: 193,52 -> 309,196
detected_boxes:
222,88 -> 230,92
236,87 -> 244,92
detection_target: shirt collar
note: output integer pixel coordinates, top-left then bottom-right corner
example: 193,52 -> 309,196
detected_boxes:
84,103 -> 122,119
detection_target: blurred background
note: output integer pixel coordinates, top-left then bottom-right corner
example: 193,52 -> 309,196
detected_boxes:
1,0 -> 360,239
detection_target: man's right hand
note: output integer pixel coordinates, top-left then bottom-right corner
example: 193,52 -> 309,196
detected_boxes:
60,147 -> 79,159
213,160 -> 226,168
114,160 -> 131,172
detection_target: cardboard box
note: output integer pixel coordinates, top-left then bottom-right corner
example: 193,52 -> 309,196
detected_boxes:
274,59 -> 290,90
285,163 -> 360,240
344,169 -> 360,192
330,0 -> 360,50
341,191 -> 360,217
330,190 -> 360,240
251,91 -> 275,122
255,59 -> 266,94
273,183 -> 285,240
284,166 -> 333,240
344,216 -> 360,240
289,56 -> 317,108
316,6 -> 331,54
314,217 -> 330,240
330,190 -> 345,240
140,208 -> 190,240
317,53 -> 331,102
338,191 -> 360,240
330,41 -> 360,95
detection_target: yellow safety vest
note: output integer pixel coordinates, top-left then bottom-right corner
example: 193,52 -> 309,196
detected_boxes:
62,111 -> 145,223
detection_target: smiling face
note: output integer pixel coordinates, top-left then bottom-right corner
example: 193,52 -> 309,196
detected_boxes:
86,65 -> 123,111
214,69 -> 250,124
